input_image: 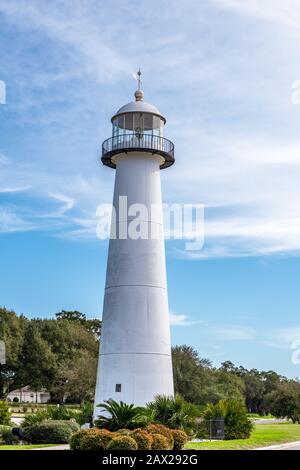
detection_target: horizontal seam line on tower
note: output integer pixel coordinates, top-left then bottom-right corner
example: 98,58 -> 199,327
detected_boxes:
105,284 -> 166,290
100,352 -> 171,357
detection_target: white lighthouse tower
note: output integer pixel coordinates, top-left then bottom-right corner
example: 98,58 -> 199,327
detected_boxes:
94,73 -> 174,417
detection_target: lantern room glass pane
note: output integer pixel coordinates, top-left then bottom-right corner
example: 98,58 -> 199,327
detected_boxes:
133,113 -> 144,136
124,113 -> 133,131
112,112 -> 164,137
144,114 -> 152,131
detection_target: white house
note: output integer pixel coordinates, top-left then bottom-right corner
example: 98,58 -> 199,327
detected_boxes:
6,386 -> 50,404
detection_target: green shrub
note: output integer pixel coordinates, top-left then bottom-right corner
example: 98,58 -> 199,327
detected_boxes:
70,429 -> 90,450
107,435 -> 138,450
203,399 -> 253,440
146,423 -> 174,448
171,429 -> 188,450
0,401 -> 11,425
151,433 -> 170,450
77,401 -> 93,426
22,410 -> 49,428
1,428 -> 19,445
0,424 -> 11,432
195,420 -> 209,439
23,420 -> 79,444
147,395 -> 198,433
131,429 -> 153,450
46,405 -> 79,421
22,406 -> 80,428
79,429 -> 113,450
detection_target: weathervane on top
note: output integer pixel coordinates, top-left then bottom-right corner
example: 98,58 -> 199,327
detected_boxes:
133,68 -> 144,101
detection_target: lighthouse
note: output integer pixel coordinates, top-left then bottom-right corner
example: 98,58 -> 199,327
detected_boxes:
94,72 -> 174,417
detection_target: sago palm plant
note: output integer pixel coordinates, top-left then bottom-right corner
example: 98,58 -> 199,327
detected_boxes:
95,399 -> 150,431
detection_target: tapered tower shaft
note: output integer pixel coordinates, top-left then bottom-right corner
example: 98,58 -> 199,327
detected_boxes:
94,78 -> 175,417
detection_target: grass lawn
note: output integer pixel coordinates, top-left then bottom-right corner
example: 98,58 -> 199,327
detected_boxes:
0,444 -> 64,450
185,423 -> 300,450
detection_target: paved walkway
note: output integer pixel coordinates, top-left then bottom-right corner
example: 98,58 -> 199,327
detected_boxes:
28,441 -> 300,451
32,445 -> 70,450
255,441 -> 300,450
253,418 -> 288,425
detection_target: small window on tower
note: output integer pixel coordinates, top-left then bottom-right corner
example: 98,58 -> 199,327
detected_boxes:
115,384 -> 121,392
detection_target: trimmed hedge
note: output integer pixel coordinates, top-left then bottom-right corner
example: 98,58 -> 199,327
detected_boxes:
146,424 -> 174,449
1,428 -> 19,445
107,435 -> 138,450
70,425 -> 186,450
151,433 -> 170,450
23,420 -> 79,444
78,429 -> 113,450
171,429 -> 188,450
69,429 -> 90,450
131,429 -> 153,450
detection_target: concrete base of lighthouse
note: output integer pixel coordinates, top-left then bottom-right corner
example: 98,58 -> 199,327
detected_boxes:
94,153 -> 174,418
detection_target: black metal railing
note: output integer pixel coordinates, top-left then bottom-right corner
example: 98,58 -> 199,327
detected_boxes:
101,133 -> 175,169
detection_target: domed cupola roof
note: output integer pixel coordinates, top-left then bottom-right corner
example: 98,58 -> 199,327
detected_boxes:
111,72 -> 166,123
112,100 -> 166,123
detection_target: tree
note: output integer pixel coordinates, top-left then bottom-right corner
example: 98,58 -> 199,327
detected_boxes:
0,308 -> 27,396
43,320 -> 99,402
213,368 -> 245,403
1,310 -> 100,403
17,323 -> 57,399
55,310 -> 86,323
172,345 -> 213,405
268,381 -> 300,423
240,370 -> 266,414
60,350 -> 98,403
236,368 -> 282,415
55,310 -> 101,338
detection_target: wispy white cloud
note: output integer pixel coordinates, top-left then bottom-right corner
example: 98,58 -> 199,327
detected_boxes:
0,207 -> 35,233
265,327 -> 300,350
210,325 -> 256,341
0,186 -> 31,193
213,0 -> 300,31
169,310 -> 204,327
259,326 -> 300,370
48,193 -> 75,216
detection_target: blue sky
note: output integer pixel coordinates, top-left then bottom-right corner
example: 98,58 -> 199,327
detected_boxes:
1,0 -> 300,377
